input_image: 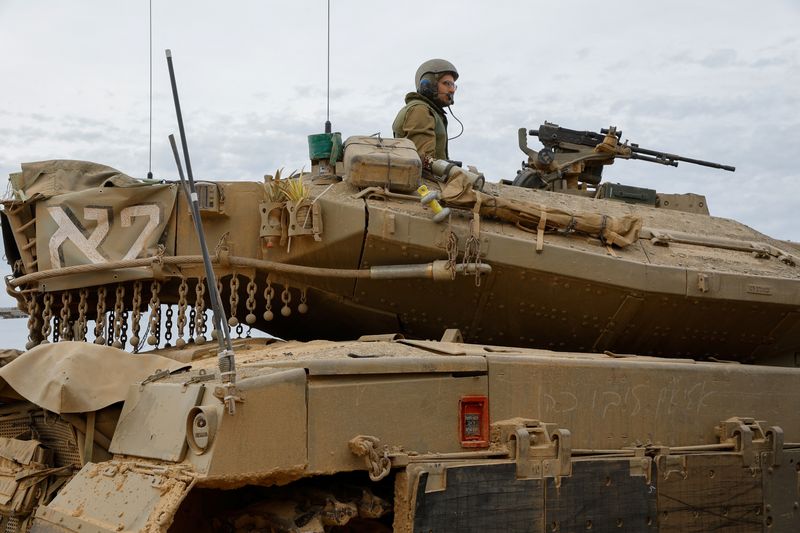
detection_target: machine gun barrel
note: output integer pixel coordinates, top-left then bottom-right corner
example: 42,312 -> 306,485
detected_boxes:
630,144 -> 735,172
629,153 -> 678,167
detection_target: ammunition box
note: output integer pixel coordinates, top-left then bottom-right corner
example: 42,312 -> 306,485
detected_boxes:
343,136 -> 421,193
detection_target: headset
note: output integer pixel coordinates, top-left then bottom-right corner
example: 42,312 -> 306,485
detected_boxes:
419,77 -> 437,99
419,76 -> 463,140
420,77 -> 456,106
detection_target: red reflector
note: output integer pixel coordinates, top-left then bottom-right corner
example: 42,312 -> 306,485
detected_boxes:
459,395 -> 489,448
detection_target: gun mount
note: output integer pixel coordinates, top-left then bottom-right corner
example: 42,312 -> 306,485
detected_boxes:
513,123 -> 735,193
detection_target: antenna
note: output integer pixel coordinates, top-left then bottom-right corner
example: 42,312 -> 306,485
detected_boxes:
147,0 -> 153,179
325,0 -> 331,134
306,2 -> 341,177
165,49 -> 238,415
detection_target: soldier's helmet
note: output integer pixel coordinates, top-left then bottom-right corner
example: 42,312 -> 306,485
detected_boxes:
415,59 -> 459,92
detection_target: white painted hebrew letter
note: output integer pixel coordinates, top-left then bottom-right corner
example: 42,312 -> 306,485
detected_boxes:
48,206 -> 110,267
120,204 -> 161,260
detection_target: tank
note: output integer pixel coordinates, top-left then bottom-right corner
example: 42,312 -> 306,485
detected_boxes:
0,120 -> 798,532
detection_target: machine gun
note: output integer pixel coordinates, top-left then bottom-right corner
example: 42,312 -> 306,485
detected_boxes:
513,122 -> 735,192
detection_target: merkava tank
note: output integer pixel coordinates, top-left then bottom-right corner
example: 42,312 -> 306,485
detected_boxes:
1,69 -> 799,531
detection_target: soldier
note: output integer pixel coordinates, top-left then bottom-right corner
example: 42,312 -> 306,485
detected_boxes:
392,59 -> 458,164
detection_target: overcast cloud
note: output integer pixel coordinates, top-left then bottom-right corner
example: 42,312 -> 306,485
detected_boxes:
2,1 -> 798,243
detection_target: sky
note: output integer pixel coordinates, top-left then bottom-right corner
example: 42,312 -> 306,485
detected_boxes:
0,1 -> 799,347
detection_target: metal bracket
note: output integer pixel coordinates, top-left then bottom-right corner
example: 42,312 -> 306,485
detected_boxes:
440,328 -> 463,343
259,201 -> 286,238
493,419 -> 572,480
287,200 -> 323,241
140,368 -> 171,387
182,369 -> 215,387
212,385 -> 244,405
766,426 -> 785,467
716,417 -> 784,467
627,447 -> 653,485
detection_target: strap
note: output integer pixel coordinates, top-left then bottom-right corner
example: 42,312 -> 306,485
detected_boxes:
536,210 -> 547,252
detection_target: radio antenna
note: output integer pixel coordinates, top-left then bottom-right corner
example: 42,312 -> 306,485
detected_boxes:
165,49 -> 238,415
325,0 -> 331,134
147,0 -> 153,179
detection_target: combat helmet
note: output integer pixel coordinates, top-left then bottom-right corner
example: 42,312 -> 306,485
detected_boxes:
415,58 -> 459,92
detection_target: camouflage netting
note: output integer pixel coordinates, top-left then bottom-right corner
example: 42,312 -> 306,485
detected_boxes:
441,172 -> 642,248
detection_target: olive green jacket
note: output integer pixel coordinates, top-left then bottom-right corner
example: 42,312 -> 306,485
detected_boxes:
392,92 -> 449,160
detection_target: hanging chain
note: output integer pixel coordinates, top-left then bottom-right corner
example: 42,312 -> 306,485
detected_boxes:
40,293 -> 54,344
245,278 -> 257,325
94,287 -> 107,345
462,235 -> 483,288
164,306 -> 174,347
106,309 -> 114,345
194,278 -> 207,344
298,288 -> 309,314
463,210 -> 483,288
24,294 -> 35,344
446,230 -> 459,280
154,306 -> 162,346
176,278 -> 188,348
120,310 -> 129,347
462,235 -> 479,268
228,274 -> 240,327
188,279 -> 197,341
473,239 -> 483,287
188,306 -> 197,340
130,281 -> 143,350
263,276 -> 275,321
31,297 -> 43,347
280,285 -> 292,317
52,315 -> 60,343
213,278 -> 224,341
112,285 -> 125,348
147,280 -> 161,347
77,289 -> 89,341
25,294 -> 39,349
59,291 -> 73,341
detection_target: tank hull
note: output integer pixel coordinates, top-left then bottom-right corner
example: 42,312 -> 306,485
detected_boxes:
19,337 -> 800,532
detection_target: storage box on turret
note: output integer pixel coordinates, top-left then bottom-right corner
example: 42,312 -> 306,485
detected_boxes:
343,135 -> 421,192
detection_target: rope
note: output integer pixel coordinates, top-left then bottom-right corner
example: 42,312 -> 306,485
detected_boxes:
349,435 -> 391,482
